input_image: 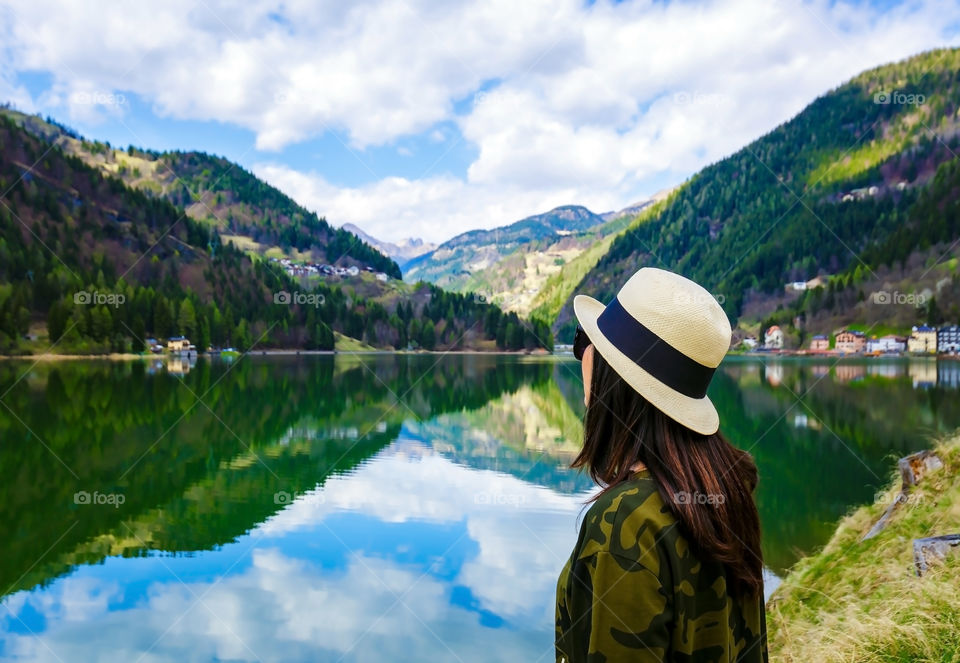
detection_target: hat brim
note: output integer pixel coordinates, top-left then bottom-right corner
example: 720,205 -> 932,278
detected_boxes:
573,294 -> 720,435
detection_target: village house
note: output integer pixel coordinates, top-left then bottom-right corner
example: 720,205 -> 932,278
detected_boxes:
908,325 -> 938,354
273,256 -> 380,280
835,329 -> 866,354
784,275 -> 828,292
764,325 -> 783,350
866,335 -> 907,354
939,325 -> 960,354
841,185 -> 880,202
809,334 -> 830,352
167,336 -> 196,354
145,337 -> 164,353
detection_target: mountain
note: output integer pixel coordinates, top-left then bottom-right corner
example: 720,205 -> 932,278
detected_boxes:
0,108 -> 552,354
528,195 -> 675,326
0,108 -> 401,279
551,47 -> 960,344
599,190 -> 674,221
402,204 -> 637,318
341,222 -> 436,269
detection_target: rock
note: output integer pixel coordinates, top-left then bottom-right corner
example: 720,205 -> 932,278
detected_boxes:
913,534 -> 960,576
898,450 -> 944,487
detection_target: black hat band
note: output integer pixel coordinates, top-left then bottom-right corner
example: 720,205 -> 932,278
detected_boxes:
595,296 -> 716,399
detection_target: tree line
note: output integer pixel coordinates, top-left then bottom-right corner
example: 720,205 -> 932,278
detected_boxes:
0,112 -> 551,354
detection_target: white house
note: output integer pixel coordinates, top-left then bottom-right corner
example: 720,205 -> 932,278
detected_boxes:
939,325 -> 960,354
866,335 -> 906,354
764,325 -> 784,349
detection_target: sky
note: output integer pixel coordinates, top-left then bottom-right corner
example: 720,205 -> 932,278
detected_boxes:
1,0 -> 959,245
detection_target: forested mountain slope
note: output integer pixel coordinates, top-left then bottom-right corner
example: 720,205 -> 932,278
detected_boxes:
0,113 -> 550,354
555,47 -> 960,342
1,108 -> 400,278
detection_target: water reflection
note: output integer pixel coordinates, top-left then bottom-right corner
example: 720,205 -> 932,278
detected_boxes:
1,355 -> 959,661
2,445 -> 585,661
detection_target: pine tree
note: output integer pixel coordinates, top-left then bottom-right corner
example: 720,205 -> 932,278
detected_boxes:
178,299 -> 197,339
420,319 -> 436,350
154,297 -> 173,338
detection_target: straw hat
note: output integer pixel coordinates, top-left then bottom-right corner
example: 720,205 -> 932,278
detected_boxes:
573,267 -> 731,435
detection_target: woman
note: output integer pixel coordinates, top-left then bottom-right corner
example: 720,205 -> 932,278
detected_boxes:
555,267 -> 768,663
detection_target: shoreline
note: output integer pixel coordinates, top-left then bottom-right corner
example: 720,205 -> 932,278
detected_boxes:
732,349 -> 958,359
3,348 -> 958,361
0,348 -> 557,360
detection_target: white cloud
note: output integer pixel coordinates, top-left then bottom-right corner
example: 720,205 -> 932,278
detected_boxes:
2,0 -> 959,242
254,161 -> 625,244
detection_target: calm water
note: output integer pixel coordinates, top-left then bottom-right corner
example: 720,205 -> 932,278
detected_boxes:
1,354 -> 959,662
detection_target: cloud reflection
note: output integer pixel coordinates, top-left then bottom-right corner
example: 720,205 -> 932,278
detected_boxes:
1,431 -> 781,661
1,444 -> 593,662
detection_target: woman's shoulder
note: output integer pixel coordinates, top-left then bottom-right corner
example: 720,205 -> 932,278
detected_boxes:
577,473 -> 677,574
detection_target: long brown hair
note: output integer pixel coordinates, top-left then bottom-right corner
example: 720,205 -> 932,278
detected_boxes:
571,348 -> 764,600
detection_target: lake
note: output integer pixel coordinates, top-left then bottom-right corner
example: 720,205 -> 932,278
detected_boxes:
2,354 -> 960,662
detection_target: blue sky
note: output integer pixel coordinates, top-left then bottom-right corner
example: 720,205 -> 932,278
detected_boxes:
14,70 -> 480,189
1,0 -> 958,244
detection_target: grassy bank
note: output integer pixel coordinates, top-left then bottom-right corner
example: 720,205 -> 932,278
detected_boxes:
768,433 -> 960,662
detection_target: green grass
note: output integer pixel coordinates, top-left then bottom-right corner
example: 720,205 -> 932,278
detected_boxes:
843,321 -> 913,338
768,433 -> 960,662
806,133 -> 910,189
333,331 -> 380,352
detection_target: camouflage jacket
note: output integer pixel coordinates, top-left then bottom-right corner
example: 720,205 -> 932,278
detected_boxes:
555,469 -> 768,662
